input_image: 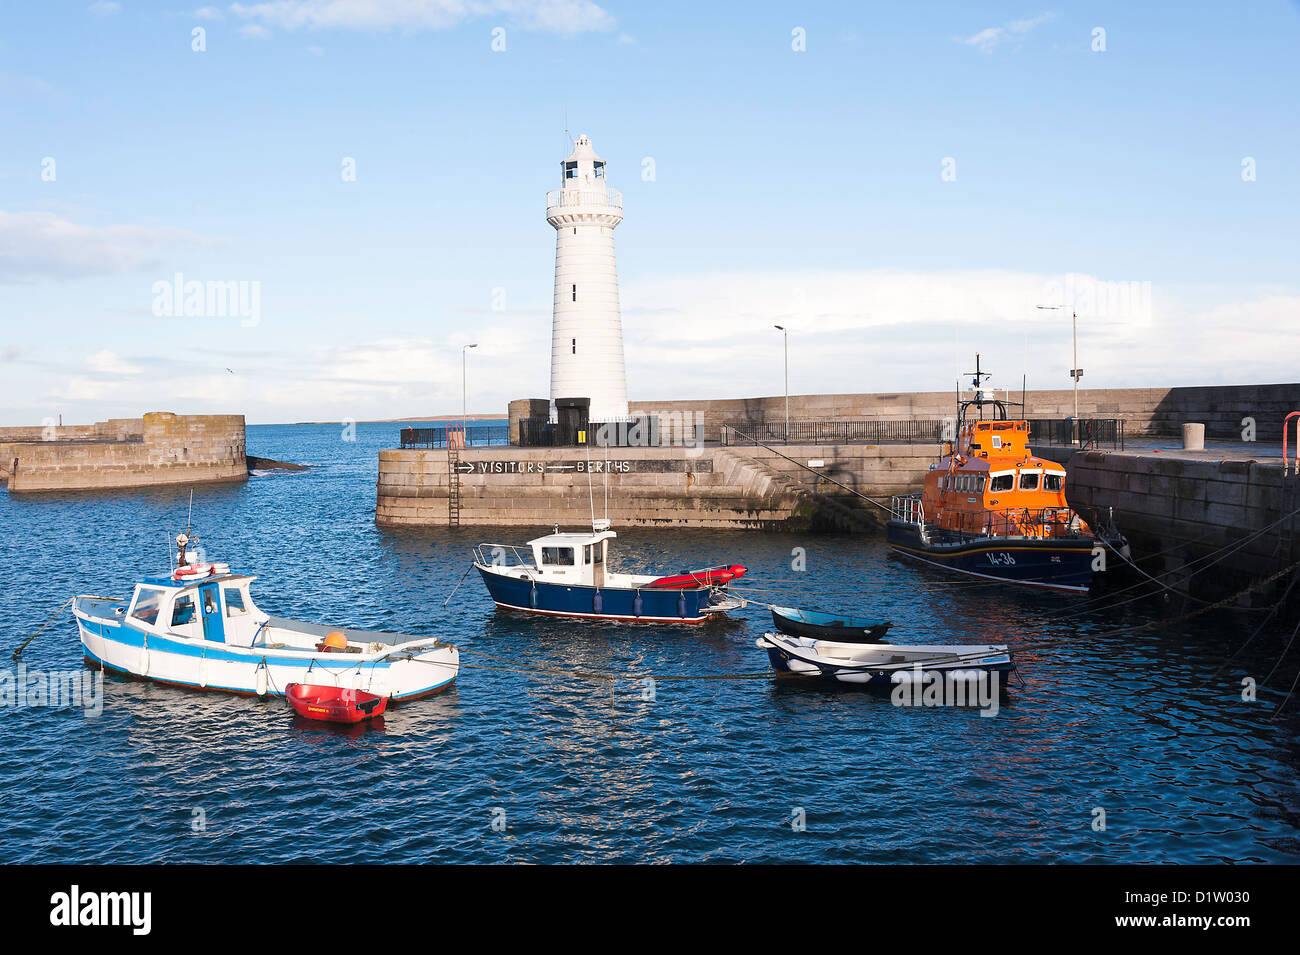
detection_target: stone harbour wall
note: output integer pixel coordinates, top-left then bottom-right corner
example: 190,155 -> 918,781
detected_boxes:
376,442 -> 938,530
2,412 -> 247,493
629,382 -> 1300,442
1063,448 -> 1300,604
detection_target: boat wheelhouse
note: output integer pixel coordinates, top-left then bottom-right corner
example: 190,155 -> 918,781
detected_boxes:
473,522 -> 745,623
887,357 -> 1109,593
73,531 -> 458,699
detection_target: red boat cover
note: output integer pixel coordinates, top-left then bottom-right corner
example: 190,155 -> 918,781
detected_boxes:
645,564 -> 747,589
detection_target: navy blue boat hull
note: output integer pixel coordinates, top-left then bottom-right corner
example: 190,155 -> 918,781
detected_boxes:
886,520 -> 1095,593
476,567 -> 723,623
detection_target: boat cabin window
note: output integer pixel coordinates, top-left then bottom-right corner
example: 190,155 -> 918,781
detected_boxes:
1019,472 -> 1040,491
171,594 -> 196,627
224,588 -> 247,616
583,544 -> 592,565
541,546 -> 575,566
989,473 -> 1014,492
1044,473 -> 1063,492
594,541 -> 604,564
130,588 -> 165,625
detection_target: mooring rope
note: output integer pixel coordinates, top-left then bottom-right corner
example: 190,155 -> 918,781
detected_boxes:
723,426 -> 893,513
12,595 -> 82,660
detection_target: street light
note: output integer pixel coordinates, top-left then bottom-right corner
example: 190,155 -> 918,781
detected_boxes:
773,324 -> 788,441
1037,304 -> 1081,420
462,343 -> 478,444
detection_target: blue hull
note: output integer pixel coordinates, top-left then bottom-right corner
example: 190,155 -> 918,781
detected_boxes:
886,520 -> 1095,593
476,567 -> 721,623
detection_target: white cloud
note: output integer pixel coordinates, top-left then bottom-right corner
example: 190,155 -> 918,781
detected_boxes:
194,6 -> 225,20
88,1 -> 121,16
226,0 -> 615,35
239,22 -> 271,38
619,269 -> 1299,401
0,211 -> 207,283
85,349 -> 142,376
10,269 -> 1296,424
961,11 -> 1055,54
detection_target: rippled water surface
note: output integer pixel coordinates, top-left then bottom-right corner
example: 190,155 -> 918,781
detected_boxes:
2,423 -> 1298,863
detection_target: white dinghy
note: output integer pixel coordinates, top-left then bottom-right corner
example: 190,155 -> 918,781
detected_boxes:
756,632 -> 1014,687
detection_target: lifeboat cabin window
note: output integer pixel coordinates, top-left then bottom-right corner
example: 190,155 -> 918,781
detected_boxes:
130,588 -> 165,625
541,546 -> 575,566
171,594 -> 196,627
1019,472 -> 1040,491
1045,473 -> 1064,492
989,473 -> 1014,492
224,588 -> 247,616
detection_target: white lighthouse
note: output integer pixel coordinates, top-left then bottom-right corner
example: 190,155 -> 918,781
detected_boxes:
547,134 -> 629,422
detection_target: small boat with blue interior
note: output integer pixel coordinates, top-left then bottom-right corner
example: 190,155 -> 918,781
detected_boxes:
770,605 -> 893,642
474,520 -> 745,623
73,528 -> 459,699
756,632 -> 1015,687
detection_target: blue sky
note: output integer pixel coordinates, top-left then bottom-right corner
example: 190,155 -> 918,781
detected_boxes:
1,1 -> 1297,425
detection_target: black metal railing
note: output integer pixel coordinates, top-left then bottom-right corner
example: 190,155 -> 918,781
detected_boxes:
722,419 -> 950,446
399,426 -> 509,449
517,416 -> 704,448
722,417 -> 1124,449
1025,418 -> 1125,450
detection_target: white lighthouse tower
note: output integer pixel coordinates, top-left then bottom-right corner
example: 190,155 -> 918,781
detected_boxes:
547,134 -> 629,422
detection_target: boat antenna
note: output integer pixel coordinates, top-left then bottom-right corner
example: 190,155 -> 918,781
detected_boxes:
186,489 -> 194,538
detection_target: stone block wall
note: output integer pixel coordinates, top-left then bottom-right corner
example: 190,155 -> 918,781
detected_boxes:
376,441 -> 937,530
3,412 -> 247,493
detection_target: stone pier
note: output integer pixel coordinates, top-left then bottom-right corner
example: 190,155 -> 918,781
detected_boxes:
1,412 -> 248,493
376,442 -> 937,530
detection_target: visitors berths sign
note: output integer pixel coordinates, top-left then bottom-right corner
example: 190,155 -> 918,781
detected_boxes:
455,458 -> 711,475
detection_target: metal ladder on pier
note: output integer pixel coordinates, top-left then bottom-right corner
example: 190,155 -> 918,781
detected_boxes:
447,428 -> 463,528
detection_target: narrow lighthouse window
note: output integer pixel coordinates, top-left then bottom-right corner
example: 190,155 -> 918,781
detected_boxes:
571,338 -> 576,354
572,284 -> 576,302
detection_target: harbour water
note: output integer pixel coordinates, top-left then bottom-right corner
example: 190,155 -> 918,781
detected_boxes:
1,422 -> 1297,864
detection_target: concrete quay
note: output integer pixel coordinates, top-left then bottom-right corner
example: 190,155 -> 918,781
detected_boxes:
1058,445 -> 1300,605
376,441 -> 937,530
1,412 -> 248,493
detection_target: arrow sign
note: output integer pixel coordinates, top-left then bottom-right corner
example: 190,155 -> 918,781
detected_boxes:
456,462 -> 474,473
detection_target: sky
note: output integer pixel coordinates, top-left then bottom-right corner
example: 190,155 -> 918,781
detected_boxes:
1,0 -> 1297,425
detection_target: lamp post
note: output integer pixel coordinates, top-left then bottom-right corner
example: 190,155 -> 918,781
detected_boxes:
462,343 -> 478,443
1037,303 -> 1081,431
773,324 -> 788,441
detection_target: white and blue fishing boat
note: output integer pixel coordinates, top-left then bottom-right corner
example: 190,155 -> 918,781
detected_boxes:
73,530 -> 459,700
473,521 -> 746,624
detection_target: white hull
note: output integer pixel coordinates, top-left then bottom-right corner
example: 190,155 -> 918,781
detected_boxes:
75,599 -> 458,700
